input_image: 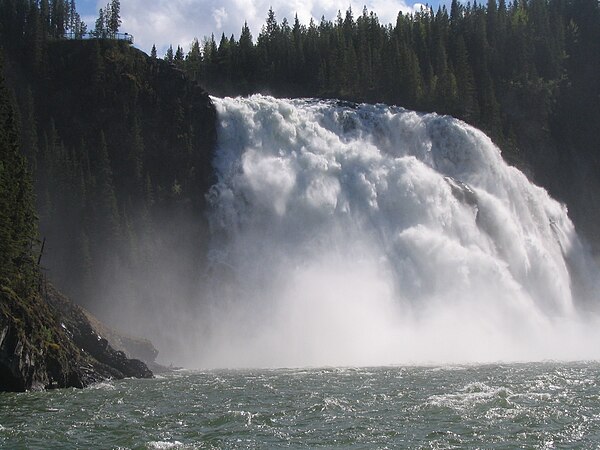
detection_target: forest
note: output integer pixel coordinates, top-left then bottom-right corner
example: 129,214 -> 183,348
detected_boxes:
0,0 -> 219,389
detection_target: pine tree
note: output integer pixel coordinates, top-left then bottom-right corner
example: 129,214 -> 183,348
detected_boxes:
174,45 -> 185,67
24,2 -> 44,69
49,0 -> 67,38
94,8 -> 106,37
216,33 -> 232,80
165,45 -> 174,63
451,34 -> 478,119
39,0 -> 50,37
107,0 -> 121,35
20,87 -> 38,171
186,39 -> 202,80
238,22 -> 255,84
94,131 -> 120,249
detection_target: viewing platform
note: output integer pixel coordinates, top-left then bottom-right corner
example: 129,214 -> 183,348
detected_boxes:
64,32 -> 134,44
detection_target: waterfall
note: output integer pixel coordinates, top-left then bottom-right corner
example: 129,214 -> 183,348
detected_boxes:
195,94 -> 600,368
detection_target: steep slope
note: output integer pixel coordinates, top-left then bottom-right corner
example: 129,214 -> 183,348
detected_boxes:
0,0 -> 219,368
4,38 -> 217,319
0,283 -> 152,391
0,50 -> 153,391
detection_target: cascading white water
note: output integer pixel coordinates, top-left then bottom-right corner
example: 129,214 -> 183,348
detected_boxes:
194,94 -> 600,368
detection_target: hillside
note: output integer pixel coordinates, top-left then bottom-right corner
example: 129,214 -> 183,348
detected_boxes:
4,38 -> 216,315
0,0 -> 217,389
0,48 -> 155,391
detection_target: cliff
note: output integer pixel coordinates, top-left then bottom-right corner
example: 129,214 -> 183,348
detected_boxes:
4,38 -> 217,313
0,36 -> 217,389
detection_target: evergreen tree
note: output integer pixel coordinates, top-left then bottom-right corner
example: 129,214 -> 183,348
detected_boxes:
165,45 -> 174,63
185,38 -> 202,80
238,22 -> 255,84
53,0 -> 70,37
94,7 -> 106,37
94,131 -> 120,250
24,2 -> 44,69
107,0 -> 121,35
174,45 -> 185,67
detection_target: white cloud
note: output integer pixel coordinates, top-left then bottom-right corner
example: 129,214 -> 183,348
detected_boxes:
119,0 -> 423,55
212,6 -> 228,29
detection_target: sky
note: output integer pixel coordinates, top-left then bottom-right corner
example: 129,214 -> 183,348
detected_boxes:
77,0 -> 448,55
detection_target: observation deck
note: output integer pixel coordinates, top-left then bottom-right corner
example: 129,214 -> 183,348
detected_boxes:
64,32 -> 134,44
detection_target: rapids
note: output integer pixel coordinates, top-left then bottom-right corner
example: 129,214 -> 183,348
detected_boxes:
3,364 -> 600,448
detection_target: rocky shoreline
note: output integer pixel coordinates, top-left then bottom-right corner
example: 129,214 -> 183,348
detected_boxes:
0,283 -> 154,392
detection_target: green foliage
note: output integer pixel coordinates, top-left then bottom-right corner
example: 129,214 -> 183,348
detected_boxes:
0,53 -> 38,298
94,0 -> 121,37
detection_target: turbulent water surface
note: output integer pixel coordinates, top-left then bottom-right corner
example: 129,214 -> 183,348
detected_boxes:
2,364 -> 600,448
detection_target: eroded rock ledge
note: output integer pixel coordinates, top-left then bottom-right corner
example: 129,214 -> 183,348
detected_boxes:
0,283 -> 152,392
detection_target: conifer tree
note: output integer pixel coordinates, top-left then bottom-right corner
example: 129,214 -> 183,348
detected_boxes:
174,45 -> 185,67
94,8 -> 106,37
186,39 -> 202,80
238,22 -> 255,83
94,131 -> 120,249
165,45 -> 174,63
107,0 -> 121,35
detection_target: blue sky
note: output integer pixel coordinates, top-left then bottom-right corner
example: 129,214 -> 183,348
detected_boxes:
77,0 -> 448,55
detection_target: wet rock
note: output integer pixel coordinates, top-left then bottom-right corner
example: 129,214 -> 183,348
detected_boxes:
0,284 -> 153,392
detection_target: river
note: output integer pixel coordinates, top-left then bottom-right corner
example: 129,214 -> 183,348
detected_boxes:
2,363 -> 599,448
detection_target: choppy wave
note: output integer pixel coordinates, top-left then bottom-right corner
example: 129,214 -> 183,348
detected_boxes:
2,365 -> 600,448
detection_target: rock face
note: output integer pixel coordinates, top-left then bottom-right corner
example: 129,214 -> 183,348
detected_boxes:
82,309 -> 158,365
45,286 -> 153,380
1,285 -> 95,391
81,309 -> 177,374
0,283 -> 152,392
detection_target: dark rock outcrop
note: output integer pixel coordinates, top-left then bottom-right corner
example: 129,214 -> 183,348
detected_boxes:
45,286 -> 153,380
80,309 -> 175,374
82,309 -> 159,365
0,283 -> 152,392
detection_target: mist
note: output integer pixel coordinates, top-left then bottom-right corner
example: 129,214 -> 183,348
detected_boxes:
98,95 -> 600,368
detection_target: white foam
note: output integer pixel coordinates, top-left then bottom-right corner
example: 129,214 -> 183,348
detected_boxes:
191,95 -> 600,368
146,441 -> 184,450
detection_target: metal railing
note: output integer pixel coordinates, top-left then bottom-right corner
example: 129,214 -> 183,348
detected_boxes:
64,32 -> 134,43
